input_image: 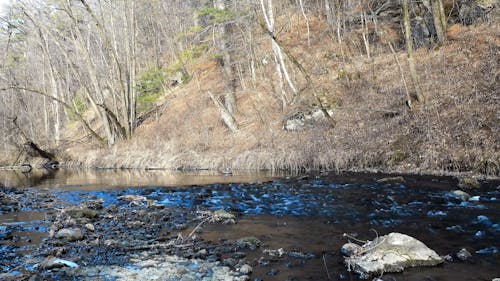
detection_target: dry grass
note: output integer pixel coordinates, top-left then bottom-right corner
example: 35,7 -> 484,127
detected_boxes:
62,15 -> 499,177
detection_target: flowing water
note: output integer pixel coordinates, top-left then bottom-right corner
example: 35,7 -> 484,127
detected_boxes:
1,169 -> 499,280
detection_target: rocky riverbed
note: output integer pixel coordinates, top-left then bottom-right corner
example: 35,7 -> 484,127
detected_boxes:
1,171 -> 499,280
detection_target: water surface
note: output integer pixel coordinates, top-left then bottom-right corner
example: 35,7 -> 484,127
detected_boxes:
1,170 -> 499,280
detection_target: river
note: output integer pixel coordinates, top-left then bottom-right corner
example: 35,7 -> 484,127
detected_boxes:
0,169 -> 499,280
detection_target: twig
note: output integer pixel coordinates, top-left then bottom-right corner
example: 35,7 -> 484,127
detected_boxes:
322,254 -> 331,280
342,233 -> 368,244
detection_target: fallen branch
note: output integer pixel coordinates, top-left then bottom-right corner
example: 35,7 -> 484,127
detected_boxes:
207,91 -> 238,133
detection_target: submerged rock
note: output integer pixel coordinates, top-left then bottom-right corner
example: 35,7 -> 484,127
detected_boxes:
236,236 -> 261,250
55,228 -> 84,241
344,232 -> 443,278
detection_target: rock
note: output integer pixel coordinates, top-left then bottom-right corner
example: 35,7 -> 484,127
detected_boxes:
236,236 -> 261,250
284,108 -> 334,131
213,209 -> 236,222
344,232 -> 443,277
263,248 -> 286,257
55,228 -> 84,241
456,248 -> 472,261
288,251 -> 315,259
85,223 -> 95,232
451,190 -> 471,201
118,194 -> 147,203
376,176 -> 405,184
223,258 -> 237,267
66,208 -> 98,219
458,177 -> 480,189
341,243 -> 362,257
196,249 -> 208,258
239,264 -> 252,274
0,192 -> 19,211
85,199 -> 104,210
39,257 -> 79,270
492,278 -> 500,281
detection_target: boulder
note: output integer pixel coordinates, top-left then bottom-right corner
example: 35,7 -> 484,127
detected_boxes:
451,190 -> 471,201
55,228 -> 84,241
284,108 -> 334,131
344,233 -> 443,278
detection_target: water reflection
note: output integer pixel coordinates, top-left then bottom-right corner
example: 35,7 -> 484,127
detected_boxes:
0,169 -> 285,190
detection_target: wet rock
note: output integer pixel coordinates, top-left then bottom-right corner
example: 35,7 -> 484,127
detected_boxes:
85,199 -> 104,210
288,251 -> 315,259
263,248 -> 286,257
451,190 -> 471,201
476,247 -> 498,254
0,192 -> 19,211
457,248 -> 472,261
443,254 -> 453,262
458,177 -> 480,190
66,208 -> 98,219
237,236 -> 260,250
39,257 -> 79,270
212,209 -> 236,224
376,176 -> 405,184
85,223 -> 95,232
118,195 -> 147,204
55,228 -> 83,241
231,252 -> 246,259
341,243 -> 362,257
239,264 -> 252,274
196,249 -> 208,258
344,233 -> 443,277
223,258 -> 237,267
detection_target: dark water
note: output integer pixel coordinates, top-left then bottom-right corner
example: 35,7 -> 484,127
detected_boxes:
1,170 -> 499,280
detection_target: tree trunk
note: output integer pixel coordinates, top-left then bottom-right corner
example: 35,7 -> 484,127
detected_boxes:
402,0 -> 424,103
431,0 -> 446,43
215,0 -> 237,115
260,0 -> 298,107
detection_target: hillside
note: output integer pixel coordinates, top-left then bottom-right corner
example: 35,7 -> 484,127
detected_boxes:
0,1 -> 498,177
64,23 -> 499,176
